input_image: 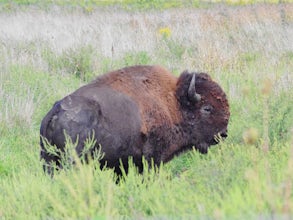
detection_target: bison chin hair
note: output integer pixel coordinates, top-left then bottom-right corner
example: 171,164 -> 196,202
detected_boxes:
195,142 -> 209,154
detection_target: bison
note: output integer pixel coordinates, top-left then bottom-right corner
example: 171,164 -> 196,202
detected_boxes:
40,65 -> 230,175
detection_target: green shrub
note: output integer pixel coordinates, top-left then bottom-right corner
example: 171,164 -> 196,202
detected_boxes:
123,51 -> 151,66
42,46 -> 95,81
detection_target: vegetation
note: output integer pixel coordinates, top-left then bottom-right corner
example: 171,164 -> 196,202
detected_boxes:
0,2 -> 292,219
1,0 -> 292,12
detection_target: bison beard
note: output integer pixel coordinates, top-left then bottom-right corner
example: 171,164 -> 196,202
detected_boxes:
40,65 -> 230,176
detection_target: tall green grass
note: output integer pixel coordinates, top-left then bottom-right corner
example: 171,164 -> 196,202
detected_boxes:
0,3 -> 293,219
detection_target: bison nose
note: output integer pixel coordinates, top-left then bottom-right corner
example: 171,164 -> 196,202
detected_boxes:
220,131 -> 228,138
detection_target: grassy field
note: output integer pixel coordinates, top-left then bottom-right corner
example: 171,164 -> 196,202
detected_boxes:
0,1 -> 293,219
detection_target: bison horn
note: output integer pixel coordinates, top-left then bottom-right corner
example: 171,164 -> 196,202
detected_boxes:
188,73 -> 201,103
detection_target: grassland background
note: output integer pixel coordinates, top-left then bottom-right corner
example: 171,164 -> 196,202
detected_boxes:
0,1 -> 293,219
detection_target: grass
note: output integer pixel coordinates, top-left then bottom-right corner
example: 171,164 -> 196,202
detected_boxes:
1,0 -> 292,12
0,2 -> 293,219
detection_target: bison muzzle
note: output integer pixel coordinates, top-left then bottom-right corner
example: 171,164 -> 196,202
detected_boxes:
40,65 -> 230,175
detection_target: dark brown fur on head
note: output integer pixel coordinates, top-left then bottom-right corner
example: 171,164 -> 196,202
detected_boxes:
175,71 -> 230,153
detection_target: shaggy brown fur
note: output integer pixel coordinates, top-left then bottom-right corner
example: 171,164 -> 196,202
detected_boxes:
91,65 -> 182,134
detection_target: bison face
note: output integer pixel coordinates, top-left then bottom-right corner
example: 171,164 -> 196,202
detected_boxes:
195,100 -> 229,153
177,71 -> 230,154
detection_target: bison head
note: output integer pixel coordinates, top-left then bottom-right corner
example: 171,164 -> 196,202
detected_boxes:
176,71 -> 230,154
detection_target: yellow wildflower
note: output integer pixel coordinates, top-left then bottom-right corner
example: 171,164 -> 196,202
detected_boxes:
158,27 -> 171,38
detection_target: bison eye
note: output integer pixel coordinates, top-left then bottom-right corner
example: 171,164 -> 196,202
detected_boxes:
201,105 -> 213,115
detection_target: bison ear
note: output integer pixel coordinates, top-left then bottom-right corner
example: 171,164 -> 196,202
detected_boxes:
188,73 -> 201,103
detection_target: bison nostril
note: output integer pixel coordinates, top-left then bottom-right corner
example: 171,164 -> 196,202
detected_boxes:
220,132 -> 228,138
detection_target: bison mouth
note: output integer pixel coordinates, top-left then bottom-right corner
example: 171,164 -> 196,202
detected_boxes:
213,130 -> 228,143
196,131 -> 228,154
